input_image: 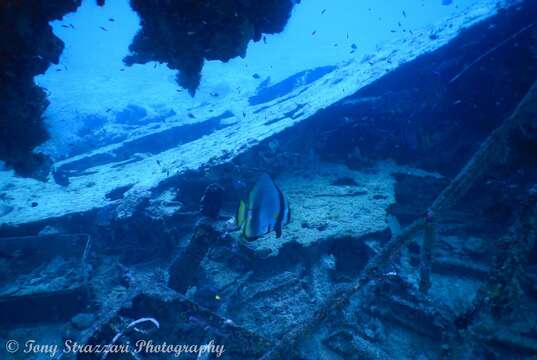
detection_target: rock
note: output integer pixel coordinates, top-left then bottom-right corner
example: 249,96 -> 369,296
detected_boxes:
71,313 -> 95,330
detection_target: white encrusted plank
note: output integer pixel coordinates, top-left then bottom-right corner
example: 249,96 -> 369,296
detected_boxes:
0,0 -> 516,226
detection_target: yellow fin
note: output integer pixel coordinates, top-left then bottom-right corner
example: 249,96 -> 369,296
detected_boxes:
236,200 -> 246,228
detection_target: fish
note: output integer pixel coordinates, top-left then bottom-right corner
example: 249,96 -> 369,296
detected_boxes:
442,0 -> 453,5
321,9 -> 326,14
236,174 -> 290,240
108,18 -> 115,22
252,73 -> 261,79
99,26 -> 107,31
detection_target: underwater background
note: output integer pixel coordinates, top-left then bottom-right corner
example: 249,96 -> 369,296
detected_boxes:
1,0 -> 537,359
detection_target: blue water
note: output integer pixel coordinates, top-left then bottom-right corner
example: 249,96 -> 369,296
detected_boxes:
35,0 -> 472,159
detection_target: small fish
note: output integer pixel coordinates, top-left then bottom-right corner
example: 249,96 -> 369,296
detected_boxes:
398,21 -> 402,27
108,18 -> 115,22
263,36 -> 267,44
69,24 -> 75,29
61,24 -> 69,29
321,9 -> 326,14
351,43 -> 357,50
210,92 -> 219,97
311,30 -> 317,36
402,10 -> 407,17
120,68 -> 125,71
442,0 -> 453,5
252,73 -> 261,79
236,174 -> 291,240
99,26 -> 107,31
188,113 -> 195,118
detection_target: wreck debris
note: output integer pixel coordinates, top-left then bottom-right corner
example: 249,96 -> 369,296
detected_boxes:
456,191 -> 537,328
80,290 -> 272,360
168,219 -> 221,294
322,330 -> 391,360
449,21 -> 537,84
446,190 -> 537,358
0,233 -> 91,324
101,317 -> 160,360
199,183 -> 224,219
419,211 -> 435,294
260,79 -> 537,359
